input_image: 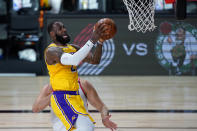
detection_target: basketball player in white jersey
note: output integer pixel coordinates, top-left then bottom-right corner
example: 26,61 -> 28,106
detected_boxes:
32,78 -> 117,131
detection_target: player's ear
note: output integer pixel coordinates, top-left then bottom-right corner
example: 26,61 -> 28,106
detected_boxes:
50,31 -> 55,38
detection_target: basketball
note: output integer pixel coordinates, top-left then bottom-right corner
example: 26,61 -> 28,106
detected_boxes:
94,18 -> 117,40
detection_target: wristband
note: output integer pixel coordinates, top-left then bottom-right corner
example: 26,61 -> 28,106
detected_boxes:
97,41 -> 103,45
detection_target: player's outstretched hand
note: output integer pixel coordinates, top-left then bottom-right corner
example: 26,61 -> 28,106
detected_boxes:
90,23 -> 108,44
102,114 -> 117,131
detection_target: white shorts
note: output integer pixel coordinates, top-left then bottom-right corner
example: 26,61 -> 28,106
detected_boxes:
52,114 -> 94,131
73,114 -> 95,131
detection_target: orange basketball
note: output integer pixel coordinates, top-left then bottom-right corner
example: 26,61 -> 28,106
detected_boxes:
94,18 -> 117,40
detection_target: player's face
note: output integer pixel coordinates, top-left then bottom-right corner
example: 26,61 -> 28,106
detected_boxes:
176,28 -> 185,41
54,22 -> 71,45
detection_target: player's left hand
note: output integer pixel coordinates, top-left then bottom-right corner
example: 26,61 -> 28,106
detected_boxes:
99,38 -> 105,43
102,114 -> 117,131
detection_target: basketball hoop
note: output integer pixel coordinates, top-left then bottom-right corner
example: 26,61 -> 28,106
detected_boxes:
123,0 -> 156,33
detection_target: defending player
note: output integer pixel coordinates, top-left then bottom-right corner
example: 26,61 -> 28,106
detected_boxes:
45,21 -> 108,130
32,78 -> 117,131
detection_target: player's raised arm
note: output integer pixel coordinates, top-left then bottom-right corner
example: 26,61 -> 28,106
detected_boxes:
45,23 -> 107,66
82,39 -> 104,64
83,18 -> 117,65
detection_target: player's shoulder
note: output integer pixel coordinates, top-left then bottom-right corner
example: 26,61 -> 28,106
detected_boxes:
45,43 -> 58,52
48,43 -> 57,47
45,46 -> 63,56
45,43 -> 60,53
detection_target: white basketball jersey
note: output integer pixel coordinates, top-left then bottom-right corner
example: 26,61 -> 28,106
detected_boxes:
51,83 -> 88,131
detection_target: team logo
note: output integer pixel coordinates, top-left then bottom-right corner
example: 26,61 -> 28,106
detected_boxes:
72,115 -> 76,122
74,24 -> 115,75
155,22 -> 197,75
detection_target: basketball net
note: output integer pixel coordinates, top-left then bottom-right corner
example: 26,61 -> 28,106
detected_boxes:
123,0 -> 156,33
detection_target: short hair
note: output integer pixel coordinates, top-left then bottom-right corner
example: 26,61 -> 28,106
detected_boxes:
47,21 -> 57,34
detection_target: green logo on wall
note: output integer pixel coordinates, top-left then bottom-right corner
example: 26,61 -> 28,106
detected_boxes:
155,22 -> 197,75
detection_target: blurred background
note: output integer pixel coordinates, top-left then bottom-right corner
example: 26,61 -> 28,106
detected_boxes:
0,0 -> 197,76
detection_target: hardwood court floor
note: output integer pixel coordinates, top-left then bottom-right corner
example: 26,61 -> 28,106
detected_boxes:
0,76 -> 197,131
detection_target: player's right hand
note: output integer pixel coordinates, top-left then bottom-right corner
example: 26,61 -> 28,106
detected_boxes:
90,23 -> 108,44
102,114 -> 117,131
